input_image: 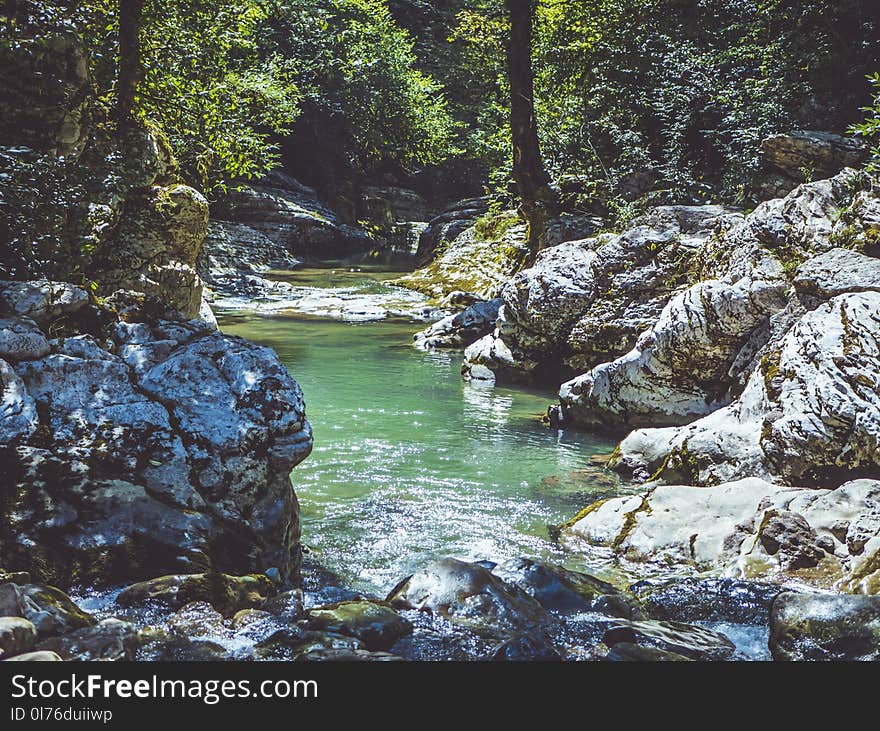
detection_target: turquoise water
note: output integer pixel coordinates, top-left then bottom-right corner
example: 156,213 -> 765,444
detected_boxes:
219,269 -> 624,596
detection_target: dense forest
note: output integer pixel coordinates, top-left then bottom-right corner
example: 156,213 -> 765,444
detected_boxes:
2,0 -> 880,666
2,0 -> 879,277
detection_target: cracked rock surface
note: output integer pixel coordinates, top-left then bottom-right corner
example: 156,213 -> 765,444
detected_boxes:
0,282 -> 312,587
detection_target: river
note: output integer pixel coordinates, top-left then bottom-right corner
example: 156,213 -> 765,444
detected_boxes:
218,266 -> 627,596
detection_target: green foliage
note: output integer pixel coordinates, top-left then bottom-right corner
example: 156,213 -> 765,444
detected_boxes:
850,73 -> 880,173
262,0 -> 460,177
451,0 -> 879,210
77,0 -> 301,194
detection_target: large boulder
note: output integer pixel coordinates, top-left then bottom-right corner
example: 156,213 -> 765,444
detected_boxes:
559,169 -> 878,429
462,205 -> 735,383
760,131 -> 869,193
563,478 -> 880,589
608,291 -> 880,485
0,283 -> 312,587
90,184 -> 209,319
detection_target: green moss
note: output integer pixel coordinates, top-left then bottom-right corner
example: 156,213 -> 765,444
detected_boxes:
611,497 -> 651,553
561,498 -> 611,531
474,211 -> 522,242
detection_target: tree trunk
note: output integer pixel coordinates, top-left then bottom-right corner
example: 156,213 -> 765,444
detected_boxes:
505,0 -> 557,254
118,0 -> 145,127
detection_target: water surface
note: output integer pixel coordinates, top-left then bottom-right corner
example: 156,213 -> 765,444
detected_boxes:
219,268 -> 624,596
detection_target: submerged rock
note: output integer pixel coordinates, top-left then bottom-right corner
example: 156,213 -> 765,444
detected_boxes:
602,619 -> 736,661
491,629 -> 562,661
116,573 -> 276,615
769,592 -> 880,661
630,577 -> 782,624
603,641 -> 692,661
37,619 -> 139,661
0,282 -> 313,587
305,600 -> 412,651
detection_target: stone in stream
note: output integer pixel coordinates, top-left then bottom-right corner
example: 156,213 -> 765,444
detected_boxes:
4,651 -> 63,662
0,583 -> 95,637
0,617 -> 38,659
386,558 -> 554,638
491,557 -> 644,619
37,619 -> 140,661
136,627 -> 238,662
305,600 -> 413,651
116,573 -> 276,616
491,630 -> 563,661
602,619 -> 736,661
629,578 -> 783,625
413,297 -> 501,350
603,642 -> 693,662
769,592 -> 880,661
562,478 -> 880,589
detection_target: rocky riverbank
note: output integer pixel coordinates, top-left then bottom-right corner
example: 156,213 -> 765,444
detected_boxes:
410,135 -> 880,614
3,556 -> 879,661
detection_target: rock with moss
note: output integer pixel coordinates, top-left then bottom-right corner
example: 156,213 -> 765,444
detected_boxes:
397,212 -> 531,301
0,283 -> 313,587
90,184 -> 209,319
116,573 -> 275,616
558,170 -> 876,430
462,205 -> 734,383
0,617 -> 38,659
414,197 -> 489,265
305,600 -> 413,651
608,291 -> 880,485
769,591 -> 880,661
1,583 -> 96,637
564,478 -> 880,589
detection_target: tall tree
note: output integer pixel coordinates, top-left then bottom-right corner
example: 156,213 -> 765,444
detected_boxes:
505,0 -> 557,254
117,0 -> 144,127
